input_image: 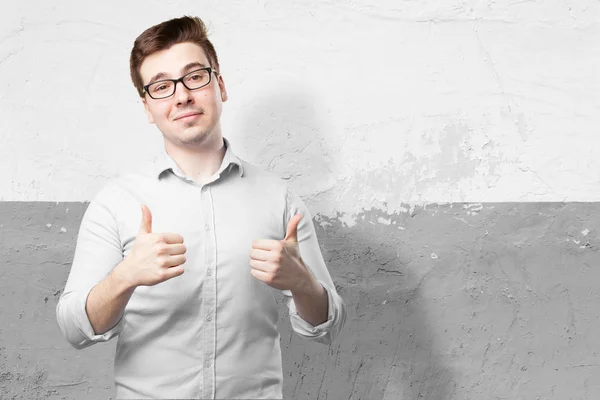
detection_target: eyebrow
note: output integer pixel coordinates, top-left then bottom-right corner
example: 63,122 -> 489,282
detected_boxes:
147,62 -> 210,85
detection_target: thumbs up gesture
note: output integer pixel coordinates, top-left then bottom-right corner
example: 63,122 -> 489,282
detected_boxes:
249,214 -> 312,292
116,205 -> 187,287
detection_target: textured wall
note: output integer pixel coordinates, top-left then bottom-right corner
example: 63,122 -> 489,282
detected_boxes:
1,0 -> 599,206
2,203 -> 600,399
1,1 -> 600,399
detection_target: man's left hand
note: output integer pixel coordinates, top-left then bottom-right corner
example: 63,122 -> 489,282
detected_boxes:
249,214 -> 313,292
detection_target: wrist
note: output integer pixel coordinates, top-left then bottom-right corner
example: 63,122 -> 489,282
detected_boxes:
291,271 -> 322,297
110,260 -> 138,292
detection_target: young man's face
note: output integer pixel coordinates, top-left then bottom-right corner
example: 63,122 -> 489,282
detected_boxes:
139,42 -> 228,147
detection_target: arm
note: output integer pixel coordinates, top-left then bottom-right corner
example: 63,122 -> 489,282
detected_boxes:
56,191 -> 127,349
57,198 -> 186,349
284,184 -> 347,345
290,273 -> 328,326
85,264 -> 136,335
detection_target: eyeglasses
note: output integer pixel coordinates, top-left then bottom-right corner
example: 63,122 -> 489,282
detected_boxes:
142,67 -> 218,99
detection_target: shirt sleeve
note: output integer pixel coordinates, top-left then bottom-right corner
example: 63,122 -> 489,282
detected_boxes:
283,184 -> 347,345
56,185 -> 125,349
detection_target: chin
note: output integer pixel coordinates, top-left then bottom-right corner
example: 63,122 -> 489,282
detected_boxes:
180,128 -> 211,146
163,121 -> 216,147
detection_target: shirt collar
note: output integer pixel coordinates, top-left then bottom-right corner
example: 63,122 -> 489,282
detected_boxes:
154,137 -> 245,180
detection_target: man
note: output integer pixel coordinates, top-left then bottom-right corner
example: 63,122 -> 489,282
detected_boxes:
56,15 -> 346,400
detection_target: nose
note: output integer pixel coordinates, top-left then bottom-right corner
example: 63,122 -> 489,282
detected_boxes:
174,81 -> 194,105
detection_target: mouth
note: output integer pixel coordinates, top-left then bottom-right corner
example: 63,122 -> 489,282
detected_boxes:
174,112 -> 203,122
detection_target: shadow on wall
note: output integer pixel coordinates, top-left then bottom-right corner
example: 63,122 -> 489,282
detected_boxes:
277,209 -> 458,400
232,75 -> 338,199
233,82 -> 456,399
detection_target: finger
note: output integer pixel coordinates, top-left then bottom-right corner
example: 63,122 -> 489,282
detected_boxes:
161,233 -> 185,244
167,243 -> 187,255
249,248 -> 273,262
251,239 -> 280,250
284,213 -> 302,242
249,267 -> 270,282
249,259 -> 271,272
165,254 -> 187,267
139,205 -> 152,234
163,265 -> 185,280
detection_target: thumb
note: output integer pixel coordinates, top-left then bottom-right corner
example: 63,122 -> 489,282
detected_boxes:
284,214 -> 302,242
139,204 -> 152,234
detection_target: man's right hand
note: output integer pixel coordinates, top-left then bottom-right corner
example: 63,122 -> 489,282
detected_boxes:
114,204 -> 186,287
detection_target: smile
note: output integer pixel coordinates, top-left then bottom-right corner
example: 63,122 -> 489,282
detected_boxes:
175,113 -> 202,121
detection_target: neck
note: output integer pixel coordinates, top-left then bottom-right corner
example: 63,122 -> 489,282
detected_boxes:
164,132 -> 226,184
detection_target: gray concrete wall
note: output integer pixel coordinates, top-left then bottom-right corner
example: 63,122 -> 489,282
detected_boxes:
2,202 -> 599,399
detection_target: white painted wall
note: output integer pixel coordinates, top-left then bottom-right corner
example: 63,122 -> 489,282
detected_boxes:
1,1 -> 599,218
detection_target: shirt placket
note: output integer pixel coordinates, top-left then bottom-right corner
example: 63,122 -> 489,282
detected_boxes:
201,183 -> 217,399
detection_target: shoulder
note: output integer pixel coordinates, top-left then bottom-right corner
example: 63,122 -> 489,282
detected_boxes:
237,158 -> 291,194
89,169 -> 151,209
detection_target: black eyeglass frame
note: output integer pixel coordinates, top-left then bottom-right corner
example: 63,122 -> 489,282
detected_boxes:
142,67 -> 219,99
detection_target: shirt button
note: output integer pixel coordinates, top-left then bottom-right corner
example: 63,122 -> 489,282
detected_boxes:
207,269 -> 212,276
206,315 -> 212,321
205,360 -> 211,368
205,224 -> 211,231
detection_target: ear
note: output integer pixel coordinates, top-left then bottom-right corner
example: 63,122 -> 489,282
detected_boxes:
218,75 -> 228,102
142,97 -> 155,124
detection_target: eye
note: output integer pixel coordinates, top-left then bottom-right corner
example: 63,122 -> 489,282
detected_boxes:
151,82 -> 173,93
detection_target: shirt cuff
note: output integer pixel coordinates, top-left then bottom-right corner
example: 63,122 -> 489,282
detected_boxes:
73,287 -> 124,345
288,280 -> 335,336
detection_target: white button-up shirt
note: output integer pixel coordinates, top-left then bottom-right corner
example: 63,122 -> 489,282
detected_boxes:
56,137 -> 346,399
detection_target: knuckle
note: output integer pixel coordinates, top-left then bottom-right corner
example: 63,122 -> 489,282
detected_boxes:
157,269 -> 168,280
158,256 -> 168,267
155,243 -> 168,255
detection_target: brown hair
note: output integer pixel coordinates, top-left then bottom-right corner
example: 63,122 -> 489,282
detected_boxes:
129,16 -> 220,97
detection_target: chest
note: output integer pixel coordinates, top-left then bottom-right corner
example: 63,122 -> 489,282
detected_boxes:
118,182 -> 285,310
